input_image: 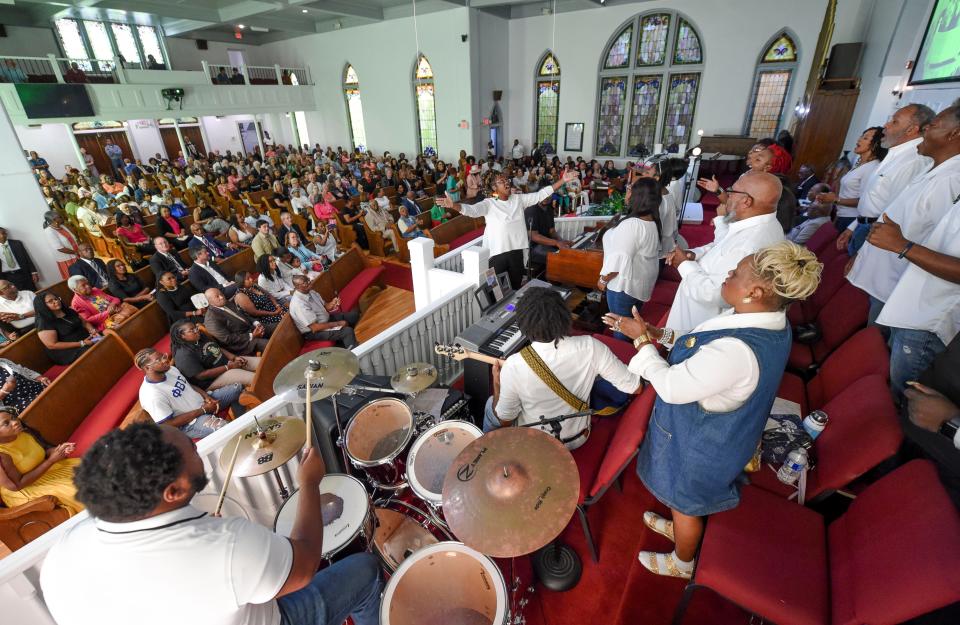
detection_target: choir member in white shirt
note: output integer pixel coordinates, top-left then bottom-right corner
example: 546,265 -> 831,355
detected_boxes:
438,169 -> 579,289
872,197 -> 960,402
484,287 -> 643,450
814,126 -> 885,232
604,241 -> 822,579
663,172 -> 785,337
836,104 -> 935,255
848,104 -> 960,329
597,178 -> 662,339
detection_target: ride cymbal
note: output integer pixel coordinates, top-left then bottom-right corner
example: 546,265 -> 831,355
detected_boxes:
441,427 -> 579,557
273,347 -> 360,402
218,417 -> 306,477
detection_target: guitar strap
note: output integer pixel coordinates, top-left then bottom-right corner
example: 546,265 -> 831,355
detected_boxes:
520,346 -> 618,417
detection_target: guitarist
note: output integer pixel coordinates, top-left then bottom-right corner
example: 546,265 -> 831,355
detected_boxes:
484,287 -> 643,449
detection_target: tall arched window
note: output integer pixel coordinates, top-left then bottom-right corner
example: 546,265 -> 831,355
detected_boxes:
744,32 -> 799,138
596,12 -> 704,157
413,55 -> 438,154
342,64 -> 367,151
534,51 -> 560,151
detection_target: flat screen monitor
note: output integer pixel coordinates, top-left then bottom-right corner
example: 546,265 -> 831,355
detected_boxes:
15,83 -> 95,119
910,0 -> 960,85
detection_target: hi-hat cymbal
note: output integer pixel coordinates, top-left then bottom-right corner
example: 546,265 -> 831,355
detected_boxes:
219,417 -> 306,477
441,427 -> 579,558
273,347 -> 360,402
390,362 -> 438,394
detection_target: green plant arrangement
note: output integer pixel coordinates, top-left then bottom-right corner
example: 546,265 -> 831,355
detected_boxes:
593,191 -> 624,216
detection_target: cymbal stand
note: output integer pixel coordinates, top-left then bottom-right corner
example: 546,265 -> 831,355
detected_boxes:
329,388 -> 351,472
250,416 -> 292,501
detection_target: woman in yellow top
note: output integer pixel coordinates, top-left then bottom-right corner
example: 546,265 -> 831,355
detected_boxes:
0,408 -> 82,515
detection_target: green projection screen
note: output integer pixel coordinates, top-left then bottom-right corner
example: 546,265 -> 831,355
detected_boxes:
910,0 -> 960,85
15,84 -> 95,119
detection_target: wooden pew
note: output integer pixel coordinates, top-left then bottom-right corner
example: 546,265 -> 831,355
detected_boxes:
239,314 -> 304,408
105,301 -> 169,354
0,330 -> 59,376
426,215 -> 485,255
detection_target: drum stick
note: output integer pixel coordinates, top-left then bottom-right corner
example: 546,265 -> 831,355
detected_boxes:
215,435 -> 243,517
304,368 -> 313,451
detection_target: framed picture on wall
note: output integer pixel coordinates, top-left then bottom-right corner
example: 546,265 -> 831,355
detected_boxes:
564,122 -> 584,152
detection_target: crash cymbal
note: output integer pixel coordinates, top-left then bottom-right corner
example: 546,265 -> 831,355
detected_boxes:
441,427 -> 579,558
219,417 -> 306,477
390,362 -> 438,394
273,347 -> 360,402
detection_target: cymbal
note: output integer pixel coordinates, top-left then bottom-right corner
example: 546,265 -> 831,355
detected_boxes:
441,427 -> 579,557
273,347 -> 360,402
390,362 -> 438,394
219,417 -> 306,477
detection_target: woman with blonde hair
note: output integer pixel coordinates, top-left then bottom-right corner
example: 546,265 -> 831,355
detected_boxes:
603,241 -> 822,580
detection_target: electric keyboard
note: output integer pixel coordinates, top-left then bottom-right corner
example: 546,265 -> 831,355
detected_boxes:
571,231 -> 598,249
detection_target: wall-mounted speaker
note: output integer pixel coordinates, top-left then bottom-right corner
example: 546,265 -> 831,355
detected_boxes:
0,25 -> 8,38
196,39 -> 208,50
825,42 -> 863,80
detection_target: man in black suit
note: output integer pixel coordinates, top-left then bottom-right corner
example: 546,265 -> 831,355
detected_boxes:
187,223 -> 235,259
203,287 -> 268,355
794,164 -> 820,202
188,248 -> 237,298
149,237 -> 190,284
400,190 -> 420,216
67,243 -> 110,290
0,228 -> 39,292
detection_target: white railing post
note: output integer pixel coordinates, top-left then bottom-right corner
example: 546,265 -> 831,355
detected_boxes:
47,54 -> 64,83
113,56 -> 126,84
240,64 -> 250,85
461,246 -> 490,288
408,237 -> 435,310
201,60 -> 212,84
274,64 -> 283,84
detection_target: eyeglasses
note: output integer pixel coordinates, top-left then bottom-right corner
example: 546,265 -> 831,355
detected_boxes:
724,186 -> 754,202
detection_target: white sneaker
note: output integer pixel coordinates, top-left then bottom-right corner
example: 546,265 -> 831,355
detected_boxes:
638,550 -> 693,580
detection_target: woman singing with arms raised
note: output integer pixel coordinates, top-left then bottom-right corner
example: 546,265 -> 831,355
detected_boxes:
604,241 -> 821,578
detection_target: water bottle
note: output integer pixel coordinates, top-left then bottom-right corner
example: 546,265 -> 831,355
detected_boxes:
802,410 -> 829,440
777,447 -> 808,485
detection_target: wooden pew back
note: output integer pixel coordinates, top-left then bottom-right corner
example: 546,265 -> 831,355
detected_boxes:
105,302 -> 168,354
242,314 -> 303,405
0,331 -> 55,375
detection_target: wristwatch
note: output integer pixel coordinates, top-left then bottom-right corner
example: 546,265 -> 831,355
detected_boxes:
633,334 -> 651,349
940,417 -> 960,442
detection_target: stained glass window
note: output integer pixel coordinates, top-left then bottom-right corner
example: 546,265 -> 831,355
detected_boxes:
674,19 -> 703,64
662,73 -> 700,148
604,25 -> 632,69
626,76 -> 662,157
83,21 -> 115,71
746,71 -> 791,137
110,23 -> 139,63
413,55 -> 437,154
538,53 -> 560,76
137,25 -> 165,66
342,65 -> 367,150
638,14 -> 670,66
536,82 -> 560,149
55,19 -> 92,70
763,34 -> 797,63
596,77 -> 627,156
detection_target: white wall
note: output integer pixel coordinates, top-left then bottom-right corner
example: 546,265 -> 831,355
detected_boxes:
127,119 -> 166,161
252,8 -> 475,162
157,37 -> 258,73
0,25 -> 59,58
473,10 -> 510,157
13,123 -> 80,176
505,0 -> 828,161
200,114 -> 254,155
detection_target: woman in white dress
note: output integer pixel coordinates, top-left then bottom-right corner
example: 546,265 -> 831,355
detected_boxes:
815,126 -> 887,232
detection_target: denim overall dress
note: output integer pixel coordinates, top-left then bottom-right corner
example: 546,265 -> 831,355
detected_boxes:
636,325 -> 791,516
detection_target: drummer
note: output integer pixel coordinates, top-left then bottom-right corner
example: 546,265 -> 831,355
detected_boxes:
484,287 -> 643,449
40,423 -> 384,625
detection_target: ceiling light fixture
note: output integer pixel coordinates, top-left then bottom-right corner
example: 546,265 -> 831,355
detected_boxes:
237,24 -> 245,29
302,8 -> 308,12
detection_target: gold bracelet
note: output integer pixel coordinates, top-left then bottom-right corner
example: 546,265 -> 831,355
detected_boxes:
633,334 -> 651,349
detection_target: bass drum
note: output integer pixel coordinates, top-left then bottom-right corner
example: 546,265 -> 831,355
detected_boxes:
274,473 -> 373,562
381,541 -> 508,625
372,494 -> 452,573
190,493 -> 250,519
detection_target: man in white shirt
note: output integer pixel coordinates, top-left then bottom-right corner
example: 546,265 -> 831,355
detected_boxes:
0,280 -> 35,332
664,172 -> 785,337
290,188 -> 312,218
485,287 -> 642,449
438,169 -> 579,289
848,104 -> 960,329
134,348 -> 245,438
41,423 -> 382,625
511,139 -> 524,162
288,275 -> 358,348
837,103 -> 935,255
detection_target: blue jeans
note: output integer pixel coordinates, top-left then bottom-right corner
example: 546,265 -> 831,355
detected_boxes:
889,328 -> 946,404
606,289 -> 642,341
849,222 -> 871,255
209,382 -> 245,414
179,415 -> 228,439
867,295 -> 891,340
483,396 -> 503,432
278,553 -> 382,625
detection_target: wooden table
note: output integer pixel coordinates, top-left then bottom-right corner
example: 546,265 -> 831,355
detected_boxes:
354,286 -> 416,343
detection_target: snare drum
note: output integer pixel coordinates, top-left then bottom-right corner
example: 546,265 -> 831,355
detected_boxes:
344,398 -> 415,489
274,473 -> 373,562
372,495 -> 452,572
381,541 -> 508,625
190,493 -> 250,519
406,420 -> 482,508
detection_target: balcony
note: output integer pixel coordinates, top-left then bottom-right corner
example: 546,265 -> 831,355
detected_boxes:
0,55 -> 315,125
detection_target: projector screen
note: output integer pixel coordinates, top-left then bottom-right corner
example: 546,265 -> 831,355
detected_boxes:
15,84 -> 95,119
910,0 -> 960,85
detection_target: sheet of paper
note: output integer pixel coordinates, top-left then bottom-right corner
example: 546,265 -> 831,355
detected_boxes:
411,388 -> 448,418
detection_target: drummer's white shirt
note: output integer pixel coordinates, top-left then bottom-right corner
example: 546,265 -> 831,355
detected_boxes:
41,505 -> 293,625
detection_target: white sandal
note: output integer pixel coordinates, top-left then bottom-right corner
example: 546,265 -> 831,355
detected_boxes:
638,550 -> 693,580
643,511 -> 675,542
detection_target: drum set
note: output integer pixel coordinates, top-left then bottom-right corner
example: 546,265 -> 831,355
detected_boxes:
210,347 -> 581,625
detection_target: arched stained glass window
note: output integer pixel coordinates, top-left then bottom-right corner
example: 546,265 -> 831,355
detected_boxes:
342,64 -> 367,151
413,54 -> 437,154
534,51 -> 561,150
745,31 -> 799,138
596,11 -> 704,157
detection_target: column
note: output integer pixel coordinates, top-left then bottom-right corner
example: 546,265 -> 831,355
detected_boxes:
64,124 -> 85,170
172,118 -> 188,164
408,238 -> 435,310
252,116 -> 266,158
0,105 -> 67,285
288,112 -> 299,148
